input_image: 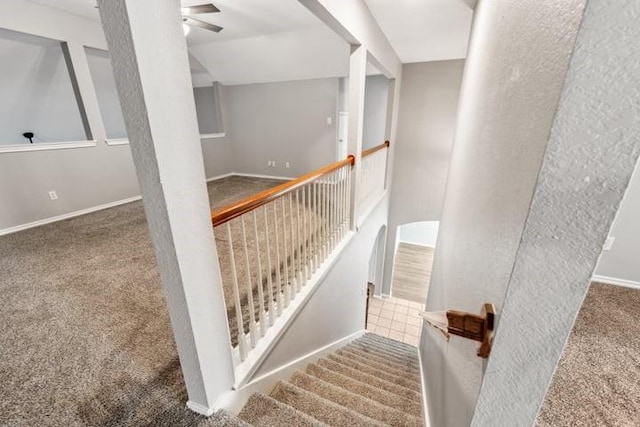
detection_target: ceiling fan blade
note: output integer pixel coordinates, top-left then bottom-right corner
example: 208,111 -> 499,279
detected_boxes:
181,4 -> 220,14
184,17 -> 223,33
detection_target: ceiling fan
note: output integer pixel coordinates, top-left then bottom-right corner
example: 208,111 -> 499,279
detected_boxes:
181,3 -> 223,34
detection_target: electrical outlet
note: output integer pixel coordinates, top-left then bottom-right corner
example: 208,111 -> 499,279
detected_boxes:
48,191 -> 58,200
285,162 -> 290,168
272,161 -> 276,167
266,160 -> 271,167
603,236 -> 615,251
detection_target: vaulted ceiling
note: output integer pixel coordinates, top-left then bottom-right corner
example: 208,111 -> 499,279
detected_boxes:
23,0 -> 473,85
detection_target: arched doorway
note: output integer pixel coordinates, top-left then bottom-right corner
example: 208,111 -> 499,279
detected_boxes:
390,221 -> 439,303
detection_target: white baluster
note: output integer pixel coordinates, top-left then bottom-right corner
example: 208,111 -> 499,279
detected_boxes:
240,217 -> 258,348
280,197 -> 291,306
226,222 -> 247,361
252,210 -> 267,337
288,193 -> 299,295
262,206 -> 275,326
272,202 -> 283,316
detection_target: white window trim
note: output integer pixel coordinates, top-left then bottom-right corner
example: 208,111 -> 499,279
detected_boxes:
0,140 -> 97,154
105,138 -> 130,146
104,133 -> 226,146
200,132 -> 226,139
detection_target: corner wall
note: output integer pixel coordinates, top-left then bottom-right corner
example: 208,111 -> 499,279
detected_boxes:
420,0 -> 587,425
382,60 -> 464,295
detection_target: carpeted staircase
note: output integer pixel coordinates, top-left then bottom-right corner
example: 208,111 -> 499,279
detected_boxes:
209,333 -> 423,426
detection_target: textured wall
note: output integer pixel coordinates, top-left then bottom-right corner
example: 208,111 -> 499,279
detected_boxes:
420,0 -> 587,426
473,0 -> 640,424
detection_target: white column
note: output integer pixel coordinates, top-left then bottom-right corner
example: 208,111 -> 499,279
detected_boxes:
97,0 -> 234,415
347,44 -> 367,229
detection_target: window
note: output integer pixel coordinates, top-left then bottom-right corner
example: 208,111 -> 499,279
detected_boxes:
0,28 -> 89,146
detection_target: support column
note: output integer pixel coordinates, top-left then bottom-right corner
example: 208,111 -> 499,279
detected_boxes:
97,0 -> 234,415
347,44 -> 367,229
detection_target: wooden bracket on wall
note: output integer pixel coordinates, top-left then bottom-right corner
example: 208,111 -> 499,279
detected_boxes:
419,303 -> 496,358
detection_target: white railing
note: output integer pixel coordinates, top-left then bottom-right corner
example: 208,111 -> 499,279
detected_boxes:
211,156 -> 354,365
357,141 -> 389,215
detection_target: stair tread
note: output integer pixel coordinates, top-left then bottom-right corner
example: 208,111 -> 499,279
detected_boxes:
350,339 -> 420,364
270,380 -> 386,427
290,370 -> 423,427
358,334 -> 419,356
327,353 -> 421,392
317,358 -> 422,403
306,363 -> 423,418
344,344 -> 420,372
238,393 -> 328,427
207,410 -> 253,427
336,348 -> 420,379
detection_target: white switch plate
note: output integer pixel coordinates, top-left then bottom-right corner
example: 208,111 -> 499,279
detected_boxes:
285,162 -> 290,168
603,236 -> 615,251
327,117 -> 332,125
48,191 -> 58,200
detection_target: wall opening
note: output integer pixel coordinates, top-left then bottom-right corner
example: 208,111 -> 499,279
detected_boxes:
390,221 -> 439,303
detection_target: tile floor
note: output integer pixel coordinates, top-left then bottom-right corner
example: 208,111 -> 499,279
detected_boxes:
366,296 -> 424,346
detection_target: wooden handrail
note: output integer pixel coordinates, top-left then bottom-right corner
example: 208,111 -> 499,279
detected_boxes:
212,155 -> 355,226
362,140 -> 390,158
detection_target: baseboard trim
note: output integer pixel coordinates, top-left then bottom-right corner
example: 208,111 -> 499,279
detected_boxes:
0,172 -> 283,236
215,329 -> 364,415
592,275 -> 640,290
417,334 -> 431,427
232,172 -> 295,181
0,196 -> 142,236
186,400 -> 215,417
206,172 -> 235,182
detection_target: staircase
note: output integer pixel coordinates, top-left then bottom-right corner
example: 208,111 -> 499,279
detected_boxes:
210,333 -> 423,426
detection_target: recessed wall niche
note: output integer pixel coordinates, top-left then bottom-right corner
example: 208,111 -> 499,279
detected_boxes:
0,28 -> 88,145
84,47 -> 127,140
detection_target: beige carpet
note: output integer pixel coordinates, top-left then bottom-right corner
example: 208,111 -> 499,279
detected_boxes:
390,243 -> 434,304
0,176 -> 283,426
236,333 -> 423,426
537,282 -> 640,426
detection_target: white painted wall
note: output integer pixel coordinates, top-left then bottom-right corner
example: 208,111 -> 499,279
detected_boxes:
0,28 -> 87,145
420,0 -> 587,426
381,59 -> 465,295
363,75 -> 389,150
594,158 -> 640,286
398,221 -> 439,248
0,1 -> 233,233
85,47 -> 127,139
226,78 -> 339,177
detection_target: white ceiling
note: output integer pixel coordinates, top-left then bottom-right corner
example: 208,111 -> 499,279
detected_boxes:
26,0 -> 324,45
23,0 -> 474,85
364,0 -> 473,63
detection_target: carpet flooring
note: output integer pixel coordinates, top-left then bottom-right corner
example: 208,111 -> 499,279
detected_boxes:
537,282 -> 640,426
390,243 -> 434,304
0,176 -> 283,427
232,333 -> 424,426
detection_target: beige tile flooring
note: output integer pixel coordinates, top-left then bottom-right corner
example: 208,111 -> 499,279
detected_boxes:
366,296 -> 424,346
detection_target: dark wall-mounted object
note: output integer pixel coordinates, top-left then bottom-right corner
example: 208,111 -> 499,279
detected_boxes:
22,132 -> 34,144
446,303 -> 495,358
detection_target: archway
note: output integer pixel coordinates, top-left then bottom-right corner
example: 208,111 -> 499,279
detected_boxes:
390,221 -> 439,303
